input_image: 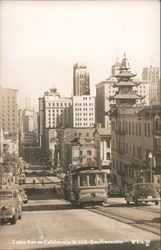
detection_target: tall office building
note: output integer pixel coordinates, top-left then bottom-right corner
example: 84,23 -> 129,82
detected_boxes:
73,95 -> 95,128
73,63 -> 90,96
142,66 -> 159,83
38,88 -> 73,158
39,88 -> 72,131
0,87 -> 18,136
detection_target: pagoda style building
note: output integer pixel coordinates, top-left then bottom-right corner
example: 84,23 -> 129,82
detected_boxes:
113,53 -> 141,106
110,54 -> 158,190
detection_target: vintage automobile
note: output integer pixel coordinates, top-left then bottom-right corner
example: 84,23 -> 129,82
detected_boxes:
154,184 -> 161,197
0,189 -> 23,224
125,183 -> 160,205
108,184 -> 122,196
19,189 -> 28,204
18,174 -> 26,185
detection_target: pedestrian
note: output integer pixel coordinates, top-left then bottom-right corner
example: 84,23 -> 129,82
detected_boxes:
42,178 -> 44,185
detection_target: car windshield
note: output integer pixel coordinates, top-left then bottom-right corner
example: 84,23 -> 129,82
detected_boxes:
0,191 -> 12,199
134,184 -> 156,196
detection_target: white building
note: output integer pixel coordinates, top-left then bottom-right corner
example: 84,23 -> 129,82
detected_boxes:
96,77 -> 117,128
39,88 -> 73,129
96,78 -> 151,129
73,95 -> 95,128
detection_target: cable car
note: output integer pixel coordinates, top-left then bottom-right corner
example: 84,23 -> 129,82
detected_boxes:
63,166 -> 108,205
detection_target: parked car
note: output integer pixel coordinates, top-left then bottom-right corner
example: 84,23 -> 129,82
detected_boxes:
0,188 -> 22,225
18,174 -> 26,185
19,189 -> 28,204
154,184 -> 161,197
108,184 -> 122,196
125,183 -> 160,205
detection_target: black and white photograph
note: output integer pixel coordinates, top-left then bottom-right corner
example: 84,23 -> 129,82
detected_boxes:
0,0 -> 160,249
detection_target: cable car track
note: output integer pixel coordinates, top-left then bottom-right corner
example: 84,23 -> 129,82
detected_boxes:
106,202 -> 161,215
86,206 -> 161,236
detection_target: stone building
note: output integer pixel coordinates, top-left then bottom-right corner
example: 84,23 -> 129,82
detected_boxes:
110,54 -> 161,189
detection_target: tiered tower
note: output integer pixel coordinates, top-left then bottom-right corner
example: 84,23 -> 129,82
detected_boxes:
112,53 -> 141,106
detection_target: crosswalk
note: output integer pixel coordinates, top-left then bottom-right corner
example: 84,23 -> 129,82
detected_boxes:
22,176 -> 63,189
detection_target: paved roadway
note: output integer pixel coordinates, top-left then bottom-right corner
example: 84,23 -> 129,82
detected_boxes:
1,166 -> 160,250
0,193 -> 160,250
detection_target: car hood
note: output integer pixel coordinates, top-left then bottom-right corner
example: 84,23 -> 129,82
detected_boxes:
0,199 -> 13,208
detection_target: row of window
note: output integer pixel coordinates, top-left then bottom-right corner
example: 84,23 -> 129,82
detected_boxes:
112,140 -> 143,159
75,118 -> 93,121
47,102 -> 71,107
75,103 -> 93,106
112,121 -> 151,137
75,113 -> 94,117
75,108 -> 93,111
75,123 -> 94,126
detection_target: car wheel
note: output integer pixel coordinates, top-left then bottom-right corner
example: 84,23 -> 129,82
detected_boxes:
126,200 -> 130,205
18,211 -> 22,219
10,215 -> 17,225
155,201 -> 159,206
133,198 -> 138,205
1,219 -> 5,225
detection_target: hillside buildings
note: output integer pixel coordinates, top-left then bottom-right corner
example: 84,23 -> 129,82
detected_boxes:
0,87 -> 18,137
110,54 -> 161,190
73,63 -> 90,96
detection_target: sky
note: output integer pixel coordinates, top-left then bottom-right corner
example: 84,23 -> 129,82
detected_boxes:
0,0 -> 160,110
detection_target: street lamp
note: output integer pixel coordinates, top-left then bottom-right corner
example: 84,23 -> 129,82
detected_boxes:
148,152 -> 153,183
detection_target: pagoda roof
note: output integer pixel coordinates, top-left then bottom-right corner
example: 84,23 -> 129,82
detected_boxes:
115,93 -> 141,99
113,81 -> 139,87
116,71 -> 136,78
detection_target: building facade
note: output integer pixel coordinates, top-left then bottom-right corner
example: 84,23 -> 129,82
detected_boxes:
0,88 -> 18,137
73,95 -> 95,128
110,54 -> 161,190
38,88 -> 72,160
142,66 -> 160,83
95,77 -> 117,128
94,128 -> 111,169
73,63 -> 90,96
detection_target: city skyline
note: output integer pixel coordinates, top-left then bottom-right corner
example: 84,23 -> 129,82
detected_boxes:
0,0 -> 160,109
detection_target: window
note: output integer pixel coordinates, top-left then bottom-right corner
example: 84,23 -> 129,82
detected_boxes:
147,123 -> 150,136
89,174 -> 96,186
80,175 -> 87,187
136,123 -> 138,135
106,152 -> 110,160
106,140 -> 110,148
144,123 -> 147,136
132,123 -> 135,134
129,122 -> 131,134
87,150 -> 91,155
132,145 -> 135,157
137,146 -> 142,159
139,123 -> 142,136
112,121 -> 115,131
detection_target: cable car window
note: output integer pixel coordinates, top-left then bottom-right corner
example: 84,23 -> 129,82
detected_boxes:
80,175 -> 87,187
89,174 -> 97,186
97,174 -> 104,185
